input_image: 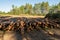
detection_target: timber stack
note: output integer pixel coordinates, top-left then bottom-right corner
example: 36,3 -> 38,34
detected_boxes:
0,17 -> 60,34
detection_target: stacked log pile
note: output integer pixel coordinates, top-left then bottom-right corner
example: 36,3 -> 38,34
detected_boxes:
0,17 -> 60,33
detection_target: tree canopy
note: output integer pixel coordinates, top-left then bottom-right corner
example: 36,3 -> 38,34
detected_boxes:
0,2 -> 60,16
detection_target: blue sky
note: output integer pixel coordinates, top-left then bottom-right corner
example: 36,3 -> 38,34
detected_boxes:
0,0 -> 60,12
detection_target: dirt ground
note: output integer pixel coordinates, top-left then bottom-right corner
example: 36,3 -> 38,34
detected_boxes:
0,29 -> 60,40
0,15 -> 44,18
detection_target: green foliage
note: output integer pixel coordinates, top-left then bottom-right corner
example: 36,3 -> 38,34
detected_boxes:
8,2 -> 50,16
45,11 -> 60,19
0,2 -> 60,16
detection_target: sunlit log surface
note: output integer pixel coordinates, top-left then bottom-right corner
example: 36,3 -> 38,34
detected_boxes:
0,16 -> 60,40
0,16 -> 60,32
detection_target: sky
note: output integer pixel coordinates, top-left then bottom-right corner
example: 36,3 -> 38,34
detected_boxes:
0,0 -> 60,12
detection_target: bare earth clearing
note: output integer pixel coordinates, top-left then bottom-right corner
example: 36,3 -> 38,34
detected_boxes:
0,16 -> 60,40
0,29 -> 60,40
0,15 -> 44,18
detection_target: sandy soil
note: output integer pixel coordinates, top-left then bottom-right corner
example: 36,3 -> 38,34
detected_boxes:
0,15 -> 44,18
0,29 -> 60,40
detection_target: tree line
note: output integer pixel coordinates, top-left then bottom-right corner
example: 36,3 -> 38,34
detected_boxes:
0,2 -> 60,16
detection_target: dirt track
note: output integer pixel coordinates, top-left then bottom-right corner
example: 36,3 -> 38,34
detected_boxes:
0,15 -> 44,18
0,29 -> 60,40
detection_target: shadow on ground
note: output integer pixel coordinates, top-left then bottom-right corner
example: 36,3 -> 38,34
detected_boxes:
0,29 -> 60,40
